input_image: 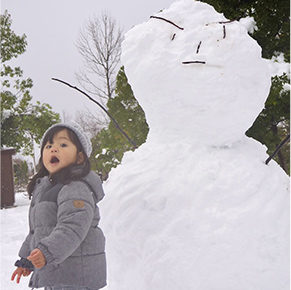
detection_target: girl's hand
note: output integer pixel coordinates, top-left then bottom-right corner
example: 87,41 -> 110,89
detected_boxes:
27,248 -> 46,269
11,267 -> 31,283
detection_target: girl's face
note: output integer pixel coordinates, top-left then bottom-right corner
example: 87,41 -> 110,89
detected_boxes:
42,129 -> 84,175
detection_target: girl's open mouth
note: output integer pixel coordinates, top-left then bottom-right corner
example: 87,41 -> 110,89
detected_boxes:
50,156 -> 60,164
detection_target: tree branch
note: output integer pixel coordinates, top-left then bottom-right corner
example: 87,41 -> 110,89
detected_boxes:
51,77 -> 137,149
265,133 -> 290,165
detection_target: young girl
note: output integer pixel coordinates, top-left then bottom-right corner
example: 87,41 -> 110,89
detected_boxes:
11,123 -> 107,290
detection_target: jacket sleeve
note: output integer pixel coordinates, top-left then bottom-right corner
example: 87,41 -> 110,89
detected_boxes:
14,257 -> 34,271
18,233 -> 32,259
36,181 -> 95,265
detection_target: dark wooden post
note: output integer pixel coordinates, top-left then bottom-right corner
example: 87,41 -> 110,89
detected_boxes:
1,148 -> 16,208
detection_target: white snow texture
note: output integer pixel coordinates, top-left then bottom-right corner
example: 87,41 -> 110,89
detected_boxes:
99,1 -> 290,289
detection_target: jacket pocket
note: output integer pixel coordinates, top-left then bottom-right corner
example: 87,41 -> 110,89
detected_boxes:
71,226 -> 105,257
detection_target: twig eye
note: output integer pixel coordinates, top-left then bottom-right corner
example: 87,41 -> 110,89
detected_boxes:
150,15 -> 184,30
223,25 -> 226,38
196,41 -> 202,53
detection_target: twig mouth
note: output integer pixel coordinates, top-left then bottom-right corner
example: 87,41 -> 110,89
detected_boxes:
182,61 -> 206,65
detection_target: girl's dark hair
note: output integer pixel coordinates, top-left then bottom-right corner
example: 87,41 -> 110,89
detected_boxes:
27,126 -> 91,198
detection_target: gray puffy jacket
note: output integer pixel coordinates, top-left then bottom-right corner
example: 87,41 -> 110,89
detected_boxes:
18,171 -> 106,289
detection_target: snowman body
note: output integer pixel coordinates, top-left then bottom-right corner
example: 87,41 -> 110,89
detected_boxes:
100,1 -> 290,289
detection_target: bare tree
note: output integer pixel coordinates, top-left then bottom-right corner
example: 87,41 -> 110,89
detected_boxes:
76,12 -> 123,104
62,110 -> 73,123
73,12 -> 138,150
74,108 -> 106,139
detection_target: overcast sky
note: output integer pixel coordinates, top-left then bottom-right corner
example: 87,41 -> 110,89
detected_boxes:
1,0 -> 175,119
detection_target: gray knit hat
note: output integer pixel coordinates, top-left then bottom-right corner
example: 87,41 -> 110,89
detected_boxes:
41,122 -> 92,157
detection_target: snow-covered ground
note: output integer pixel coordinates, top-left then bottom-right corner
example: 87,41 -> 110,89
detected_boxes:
1,193 -> 35,290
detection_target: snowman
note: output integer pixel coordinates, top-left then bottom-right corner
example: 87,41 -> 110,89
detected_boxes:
99,1 -> 290,289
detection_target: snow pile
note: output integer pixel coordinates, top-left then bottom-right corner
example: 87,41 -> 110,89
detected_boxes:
120,0 -> 270,147
99,1 -> 290,289
1,194 -> 32,290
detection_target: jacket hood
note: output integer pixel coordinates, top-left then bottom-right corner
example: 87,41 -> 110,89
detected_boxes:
81,171 -> 105,203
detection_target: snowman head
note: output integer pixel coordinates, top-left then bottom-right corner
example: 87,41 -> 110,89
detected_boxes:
122,0 -> 271,146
